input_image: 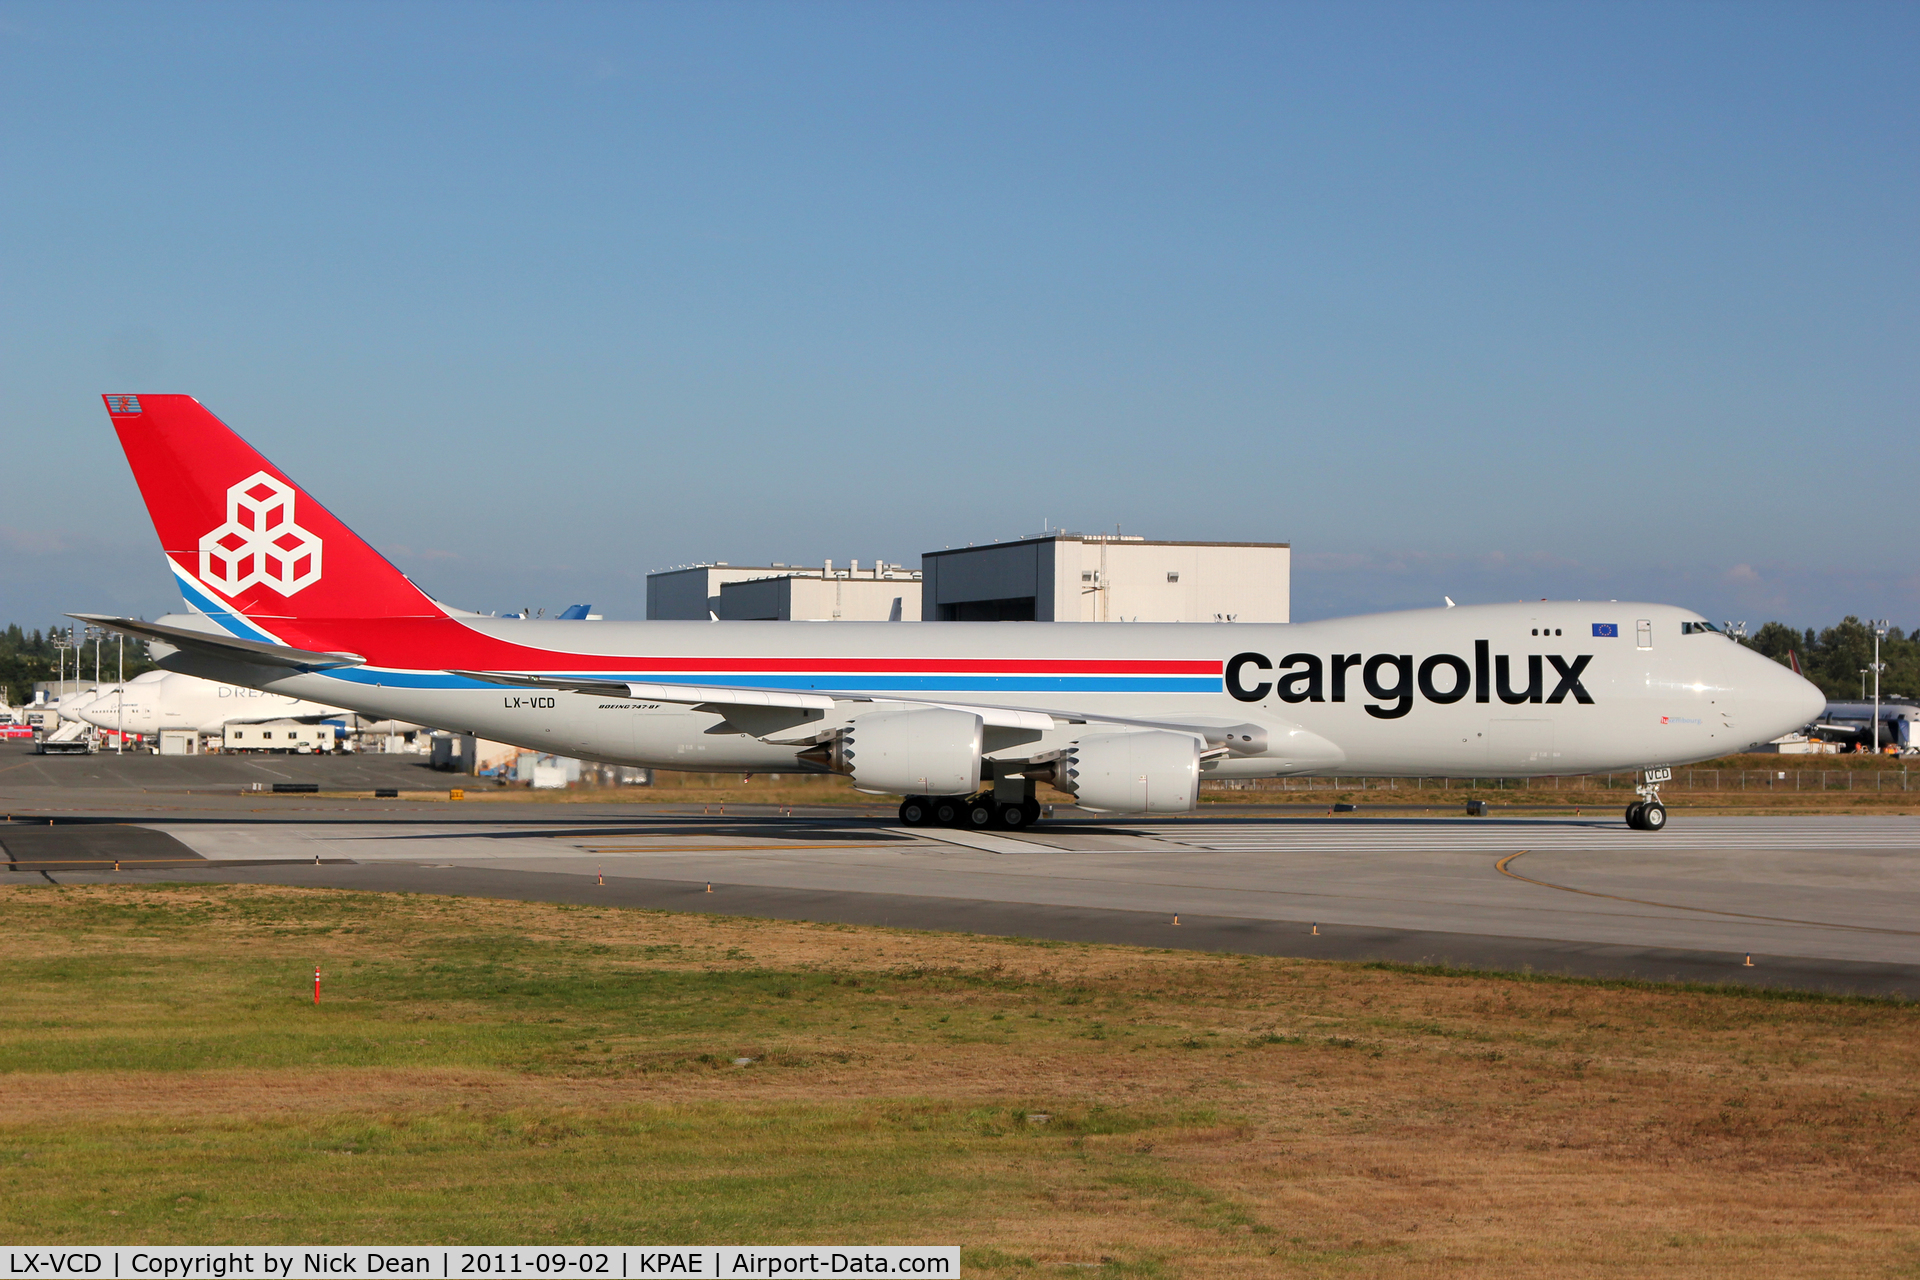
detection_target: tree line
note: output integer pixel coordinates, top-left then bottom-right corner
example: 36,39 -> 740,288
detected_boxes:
0,625 -> 159,707
1745,617 -> 1915,702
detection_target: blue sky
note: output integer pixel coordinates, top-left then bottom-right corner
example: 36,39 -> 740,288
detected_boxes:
2,1 -> 1914,630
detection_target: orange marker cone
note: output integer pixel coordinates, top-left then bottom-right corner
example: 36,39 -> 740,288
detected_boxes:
597,868 -> 604,886
706,882 -> 713,894
1172,915 -> 1180,925
1311,923 -> 1319,935
1744,953 -> 1755,967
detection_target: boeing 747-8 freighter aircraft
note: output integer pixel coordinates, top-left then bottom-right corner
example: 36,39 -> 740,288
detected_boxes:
77,395 -> 1823,832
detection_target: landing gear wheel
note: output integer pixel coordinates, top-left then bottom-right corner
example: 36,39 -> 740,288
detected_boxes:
1023,800 -> 1042,827
1625,801 -> 1646,829
964,798 -> 996,828
995,802 -> 1032,830
1639,801 -> 1667,831
898,797 -> 930,827
931,797 -> 962,826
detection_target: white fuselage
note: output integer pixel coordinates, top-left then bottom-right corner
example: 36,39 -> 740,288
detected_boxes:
152,601 -> 1823,779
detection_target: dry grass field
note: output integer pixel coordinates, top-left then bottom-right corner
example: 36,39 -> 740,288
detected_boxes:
2,883 -> 1915,1277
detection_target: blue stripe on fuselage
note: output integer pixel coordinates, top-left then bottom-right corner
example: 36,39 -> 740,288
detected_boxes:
323,668 -> 518,690
317,668 -> 1222,694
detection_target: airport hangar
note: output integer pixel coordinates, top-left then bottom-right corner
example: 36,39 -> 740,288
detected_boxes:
643,532 -> 1291,624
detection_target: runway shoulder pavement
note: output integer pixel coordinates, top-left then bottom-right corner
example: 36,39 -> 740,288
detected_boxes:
4,774 -> 1916,998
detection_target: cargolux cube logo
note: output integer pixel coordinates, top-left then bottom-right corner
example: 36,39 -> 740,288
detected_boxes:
198,472 -> 322,597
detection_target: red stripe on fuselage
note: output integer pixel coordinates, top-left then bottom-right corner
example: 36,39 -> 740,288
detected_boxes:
245,615 -> 1224,675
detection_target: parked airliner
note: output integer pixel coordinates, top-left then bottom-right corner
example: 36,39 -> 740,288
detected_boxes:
73,669 -> 351,738
78,395 -> 1823,832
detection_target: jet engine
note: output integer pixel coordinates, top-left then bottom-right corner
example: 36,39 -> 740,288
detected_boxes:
1056,730 -> 1202,813
800,707 -> 984,796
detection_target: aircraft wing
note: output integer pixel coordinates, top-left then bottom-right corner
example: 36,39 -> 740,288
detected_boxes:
453,670 -> 1059,732
70,614 -> 366,671
446,673 -> 1328,754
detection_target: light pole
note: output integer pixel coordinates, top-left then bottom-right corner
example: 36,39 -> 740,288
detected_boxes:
53,628 -> 71,699
1870,619 -> 1890,755
116,631 -> 125,755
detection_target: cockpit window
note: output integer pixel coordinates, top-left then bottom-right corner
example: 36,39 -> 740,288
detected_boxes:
1681,620 -> 1724,635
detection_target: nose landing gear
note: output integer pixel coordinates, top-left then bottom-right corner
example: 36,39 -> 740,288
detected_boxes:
1625,799 -> 1667,830
1626,767 -> 1672,831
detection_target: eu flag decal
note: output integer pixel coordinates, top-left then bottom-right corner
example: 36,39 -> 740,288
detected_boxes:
1592,623 -> 1619,637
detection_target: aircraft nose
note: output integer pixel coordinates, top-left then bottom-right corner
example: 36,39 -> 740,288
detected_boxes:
1733,647 -> 1826,744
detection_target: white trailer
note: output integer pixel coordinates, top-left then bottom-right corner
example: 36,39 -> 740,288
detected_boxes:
223,720 -> 331,752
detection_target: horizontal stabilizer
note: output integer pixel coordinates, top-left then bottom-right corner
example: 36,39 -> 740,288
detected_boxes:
69,614 -> 366,670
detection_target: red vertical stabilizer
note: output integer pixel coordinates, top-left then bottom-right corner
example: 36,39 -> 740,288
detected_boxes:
103,394 -> 442,623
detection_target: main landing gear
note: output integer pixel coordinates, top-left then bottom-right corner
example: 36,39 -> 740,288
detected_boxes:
1625,766 -> 1672,831
899,791 -> 1041,831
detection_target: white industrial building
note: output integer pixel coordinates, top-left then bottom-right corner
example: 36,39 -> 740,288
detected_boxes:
920,533 -> 1290,622
648,561 -> 922,621
647,565 -> 787,619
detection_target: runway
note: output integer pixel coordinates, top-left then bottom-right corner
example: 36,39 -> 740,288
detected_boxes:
4,764 -> 1916,996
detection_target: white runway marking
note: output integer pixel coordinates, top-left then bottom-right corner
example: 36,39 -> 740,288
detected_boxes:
1129,816 -> 1920,853
896,826 -> 1057,855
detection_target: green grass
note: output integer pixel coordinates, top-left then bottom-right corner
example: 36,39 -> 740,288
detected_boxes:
0,886 -> 1228,1256
0,943 -> 1170,1076
6,1102 -> 1192,1245
2,883 -> 1917,1274
0,892 -> 1222,1078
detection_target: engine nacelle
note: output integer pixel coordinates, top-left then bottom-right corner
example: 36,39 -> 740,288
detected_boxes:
1059,730 -> 1202,813
808,707 -> 984,796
